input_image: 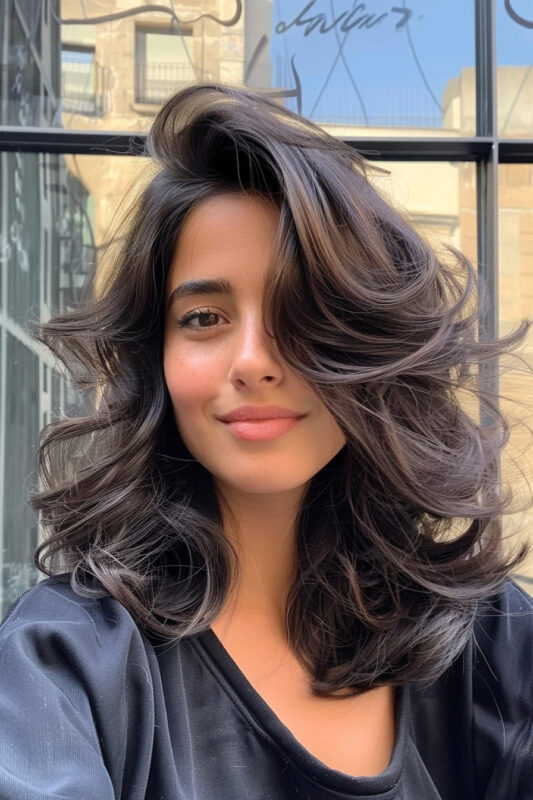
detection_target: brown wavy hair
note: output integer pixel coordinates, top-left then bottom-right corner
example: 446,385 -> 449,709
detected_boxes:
31,83 -> 531,695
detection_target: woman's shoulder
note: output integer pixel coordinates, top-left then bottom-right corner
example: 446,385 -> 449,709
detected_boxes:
467,580 -> 533,794
409,580 -> 533,798
0,572 -> 158,751
0,572 -> 150,675
471,579 -> 533,699
1,572 -> 134,634
0,577 -> 159,798
425,579 -> 533,713
476,576 -> 533,621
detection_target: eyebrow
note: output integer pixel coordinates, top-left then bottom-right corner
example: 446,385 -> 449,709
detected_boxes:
166,278 -> 233,310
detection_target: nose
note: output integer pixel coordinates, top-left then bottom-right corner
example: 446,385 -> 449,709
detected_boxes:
228,313 -> 284,387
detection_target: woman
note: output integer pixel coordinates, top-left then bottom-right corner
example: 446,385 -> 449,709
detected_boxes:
0,84 -> 531,799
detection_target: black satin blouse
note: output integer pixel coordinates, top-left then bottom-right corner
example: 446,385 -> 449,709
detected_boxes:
0,574 -> 531,799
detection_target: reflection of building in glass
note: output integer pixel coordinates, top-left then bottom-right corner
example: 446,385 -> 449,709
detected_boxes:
62,41 -> 109,116
65,2 -> 533,268
134,24 -> 196,104
0,0 -> 95,616
57,0 -> 470,264
442,66 -> 533,344
58,0 -> 259,247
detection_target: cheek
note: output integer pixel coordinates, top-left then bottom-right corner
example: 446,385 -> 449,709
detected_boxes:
163,350 -> 216,421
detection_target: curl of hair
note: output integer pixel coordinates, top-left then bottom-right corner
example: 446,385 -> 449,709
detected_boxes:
31,83 -> 531,695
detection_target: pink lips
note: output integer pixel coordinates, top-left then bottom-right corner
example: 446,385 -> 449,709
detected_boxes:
217,405 -> 306,441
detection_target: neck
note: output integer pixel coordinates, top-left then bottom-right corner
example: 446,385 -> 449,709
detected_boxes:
215,485 -> 305,631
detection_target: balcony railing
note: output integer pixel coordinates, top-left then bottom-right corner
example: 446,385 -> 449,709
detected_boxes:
135,59 -> 198,104
61,58 -> 110,116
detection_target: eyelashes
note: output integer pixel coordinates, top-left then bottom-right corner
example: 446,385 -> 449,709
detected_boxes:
176,307 -> 226,330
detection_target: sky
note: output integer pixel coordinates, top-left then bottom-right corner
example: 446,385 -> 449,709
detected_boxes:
268,0 -> 533,124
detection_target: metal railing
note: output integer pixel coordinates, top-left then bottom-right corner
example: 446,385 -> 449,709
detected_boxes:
61,58 -> 110,116
135,59 -> 198,104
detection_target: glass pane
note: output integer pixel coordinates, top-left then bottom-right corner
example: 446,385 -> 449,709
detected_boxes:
272,1 -> 476,135
0,150 -> 141,616
0,0 -> 476,135
497,0 -> 533,138
2,334 -> 39,615
499,164 -> 533,594
2,2 -> 43,126
371,161 -> 477,263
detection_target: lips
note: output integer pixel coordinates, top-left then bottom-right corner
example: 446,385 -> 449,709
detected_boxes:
217,405 -> 305,423
217,405 -> 306,442
220,416 -> 304,441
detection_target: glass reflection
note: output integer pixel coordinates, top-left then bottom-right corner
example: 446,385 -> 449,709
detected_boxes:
1,0 -> 477,134
0,148 -> 104,616
499,164 -> 533,593
372,161 -> 477,263
497,1 -> 533,138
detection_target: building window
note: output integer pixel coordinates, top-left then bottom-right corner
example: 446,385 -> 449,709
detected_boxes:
135,25 -> 195,105
61,44 -> 101,116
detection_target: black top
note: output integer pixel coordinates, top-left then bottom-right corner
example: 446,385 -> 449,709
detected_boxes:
0,575 -> 531,800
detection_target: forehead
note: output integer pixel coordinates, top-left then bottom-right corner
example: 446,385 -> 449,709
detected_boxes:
167,193 -> 280,288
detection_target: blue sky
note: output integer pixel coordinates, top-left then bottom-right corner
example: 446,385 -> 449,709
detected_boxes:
269,0 -> 533,124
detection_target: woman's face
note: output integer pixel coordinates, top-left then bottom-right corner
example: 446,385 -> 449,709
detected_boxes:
163,192 -> 346,501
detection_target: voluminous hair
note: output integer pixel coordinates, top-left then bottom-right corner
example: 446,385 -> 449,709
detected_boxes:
31,83 -> 530,695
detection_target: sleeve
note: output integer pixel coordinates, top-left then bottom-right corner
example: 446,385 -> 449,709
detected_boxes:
472,580 -> 533,800
0,576 -> 156,800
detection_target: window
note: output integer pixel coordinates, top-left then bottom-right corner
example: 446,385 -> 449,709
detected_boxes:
135,25 -> 195,105
61,44 -> 98,115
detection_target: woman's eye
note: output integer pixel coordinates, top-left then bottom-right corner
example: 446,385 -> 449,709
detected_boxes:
177,308 -> 224,330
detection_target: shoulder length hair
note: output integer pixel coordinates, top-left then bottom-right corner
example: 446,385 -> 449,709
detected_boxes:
31,83 -> 530,695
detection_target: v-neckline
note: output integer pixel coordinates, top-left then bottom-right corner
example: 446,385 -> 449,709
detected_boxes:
193,627 -> 408,796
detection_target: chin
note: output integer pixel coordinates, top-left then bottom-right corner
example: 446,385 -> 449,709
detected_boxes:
214,471 -> 312,497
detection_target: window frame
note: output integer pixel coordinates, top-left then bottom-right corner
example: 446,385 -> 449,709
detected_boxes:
134,22 -> 195,105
